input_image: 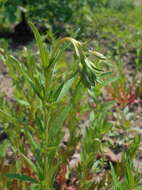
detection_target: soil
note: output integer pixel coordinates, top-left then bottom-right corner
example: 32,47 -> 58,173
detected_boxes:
0,64 -> 13,99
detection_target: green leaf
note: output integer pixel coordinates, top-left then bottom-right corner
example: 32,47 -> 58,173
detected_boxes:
50,105 -> 72,135
15,99 -> 30,107
29,22 -> 49,68
8,56 -> 43,99
89,50 -> 106,60
57,76 -> 75,101
127,135 -> 141,159
0,110 -> 18,124
4,173 -> 38,183
98,76 -> 119,88
100,71 -> 113,77
102,100 -> 116,112
26,131 -> 39,150
20,153 -> 38,175
110,162 -> 120,189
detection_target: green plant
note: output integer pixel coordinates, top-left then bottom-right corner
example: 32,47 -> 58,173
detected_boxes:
77,101 -> 115,189
1,2 -> 142,189
111,136 -> 142,190
0,23 -> 107,190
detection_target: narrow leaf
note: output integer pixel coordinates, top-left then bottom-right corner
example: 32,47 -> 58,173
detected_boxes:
29,22 -> 48,67
0,110 -> 18,124
57,77 -> 75,101
20,153 -> 38,175
16,99 -> 30,106
50,105 -> 72,135
4,173 -> 38,183
98,76 -> 119,88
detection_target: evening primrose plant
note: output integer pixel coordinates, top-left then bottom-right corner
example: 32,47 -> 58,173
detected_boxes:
0,23 -> 107,190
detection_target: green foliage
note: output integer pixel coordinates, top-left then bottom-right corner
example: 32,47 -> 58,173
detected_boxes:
78,101 -> 114,189
0,23 -> 107,189
0,0 -> 135,27
1,1 -> 142,189
111,137 -> 141,190
107,0 -> 134,10
4,173 -> 38,183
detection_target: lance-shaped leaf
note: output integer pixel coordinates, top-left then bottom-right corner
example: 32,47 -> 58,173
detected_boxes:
4,173 -> 38,183
56,76 -> 75,102
29,22 -> 49,68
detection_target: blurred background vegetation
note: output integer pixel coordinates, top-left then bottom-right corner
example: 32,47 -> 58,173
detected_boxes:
0,0 -> 142,57
0,0 -> 136,36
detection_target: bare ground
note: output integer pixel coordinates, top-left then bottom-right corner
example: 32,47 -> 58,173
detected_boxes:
135,0 -> 142,5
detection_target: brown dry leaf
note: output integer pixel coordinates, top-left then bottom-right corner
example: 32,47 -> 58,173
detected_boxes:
97,148 -> 121,163
103,148 -> 121,163
9,180 -> 19,190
